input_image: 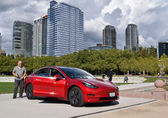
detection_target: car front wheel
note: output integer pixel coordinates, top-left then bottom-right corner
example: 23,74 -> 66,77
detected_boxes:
68,87 -> 84,107
26,84 -> 34,99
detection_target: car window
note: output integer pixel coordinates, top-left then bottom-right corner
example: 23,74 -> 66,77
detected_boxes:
50,68 -> 65,78
59,67 -> 96,79
34,68 -> 49,77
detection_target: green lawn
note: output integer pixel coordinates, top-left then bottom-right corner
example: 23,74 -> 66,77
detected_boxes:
144,77 -> 158,82
144,77 -> 166,83
0,75 -> 13,77
0,82 -> 14,94
115,83 -> 132,86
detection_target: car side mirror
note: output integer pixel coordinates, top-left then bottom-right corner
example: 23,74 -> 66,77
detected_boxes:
54,74 -> 62,81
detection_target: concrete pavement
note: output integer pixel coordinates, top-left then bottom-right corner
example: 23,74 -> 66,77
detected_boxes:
90,101 -> 168,118
118,83 -> 154,90
0,94 -> 156,118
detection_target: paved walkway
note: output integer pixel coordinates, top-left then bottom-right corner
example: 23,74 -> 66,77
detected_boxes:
90,101 -> 168,118
0,94 -> 155,118
97,76 -> 146,83
0,77 -> 14,82
118,83 -> 154,90
0,76 -> 146,83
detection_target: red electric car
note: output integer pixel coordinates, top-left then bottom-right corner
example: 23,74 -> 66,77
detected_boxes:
24,66 -> 119,106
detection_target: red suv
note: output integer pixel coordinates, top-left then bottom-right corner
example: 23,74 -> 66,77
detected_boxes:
24,66 -> 119,106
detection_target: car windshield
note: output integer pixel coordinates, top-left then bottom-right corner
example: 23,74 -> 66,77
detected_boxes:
59,67 -> 96,79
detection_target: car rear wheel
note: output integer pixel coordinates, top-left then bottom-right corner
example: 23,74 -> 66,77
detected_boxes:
68,87 -> 84,107
26,84 -> 34,99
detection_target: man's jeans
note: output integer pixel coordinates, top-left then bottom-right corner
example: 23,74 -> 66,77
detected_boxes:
13,79 -> 24,97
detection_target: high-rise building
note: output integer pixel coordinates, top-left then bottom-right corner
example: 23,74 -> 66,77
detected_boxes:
0,33 -> 2,50
47,0 -> 84,56
158,42 -> 168,58
12,21 -> 33,57
147,47 -> 157,57
88,44 -> 112,51
103,25 -> 116,48
33,15 -> 48,56
125,24 -> 139,52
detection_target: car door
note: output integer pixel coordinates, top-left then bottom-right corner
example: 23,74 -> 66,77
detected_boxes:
33,68 -> 51,96
48,68 -> 66,97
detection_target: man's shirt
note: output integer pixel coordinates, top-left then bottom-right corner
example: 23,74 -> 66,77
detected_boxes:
12,66 -> 26,80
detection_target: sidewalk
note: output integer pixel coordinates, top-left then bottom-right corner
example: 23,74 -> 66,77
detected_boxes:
118,83 -> 154,90
0,77 -> 14,82
90,101 -> 168,118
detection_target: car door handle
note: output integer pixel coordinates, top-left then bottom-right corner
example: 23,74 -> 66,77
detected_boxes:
36,79 -> 40,81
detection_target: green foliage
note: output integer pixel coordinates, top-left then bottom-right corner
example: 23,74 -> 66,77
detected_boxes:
0,47 -> 168,75
0,82 -> 14,94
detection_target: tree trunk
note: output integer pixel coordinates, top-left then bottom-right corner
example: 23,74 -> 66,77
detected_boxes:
143,70 -> 145,76
127,70 -> 129,75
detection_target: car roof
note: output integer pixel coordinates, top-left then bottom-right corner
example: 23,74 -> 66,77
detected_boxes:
44,66 -> 78,69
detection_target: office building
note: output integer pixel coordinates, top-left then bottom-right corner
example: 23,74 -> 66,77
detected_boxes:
103,25 -> 116,48
33,15 -> 48,56
88,44 -> 112,51
125,24 -> 139,52
158,42 -> 168,58
47,0 -> 84,56
147,47 -> 157,56
13,21 -> 33,57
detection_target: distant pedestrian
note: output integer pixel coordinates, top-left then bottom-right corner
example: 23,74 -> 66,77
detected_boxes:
107,69 -> 115,81
12,60 -> 27,99
124,76 -> 128,83
102,74 -> 105,79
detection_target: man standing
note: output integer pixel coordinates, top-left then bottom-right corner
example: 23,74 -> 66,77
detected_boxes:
12,60 -> 26,99
107,69 -> 115,81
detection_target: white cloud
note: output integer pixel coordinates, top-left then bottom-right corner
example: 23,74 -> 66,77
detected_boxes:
0,0 -> 168,54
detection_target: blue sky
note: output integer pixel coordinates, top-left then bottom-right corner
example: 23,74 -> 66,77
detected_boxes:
0,0 -> 168,54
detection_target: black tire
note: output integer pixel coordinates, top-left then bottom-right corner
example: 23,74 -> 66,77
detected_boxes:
26,84 -> 34,99
68,87 -> 84,107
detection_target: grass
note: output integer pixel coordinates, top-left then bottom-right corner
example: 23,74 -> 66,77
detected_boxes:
115,83 -> 132,86
163,85 -> 168,91
0,75 -> 13,77
144,77 -> 159,82
0,82 -> 14,94
144,77 -> 166,83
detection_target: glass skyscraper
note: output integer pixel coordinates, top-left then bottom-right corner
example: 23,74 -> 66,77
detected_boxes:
33,15 -> 48,56
47,1 -> 84,56
158,42 -> 168,58
13,21 -> 33,57
103,25 -> 116,49
125,24 -> 139,52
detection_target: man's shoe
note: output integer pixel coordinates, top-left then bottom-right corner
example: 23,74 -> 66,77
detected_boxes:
13,96 -> 16,99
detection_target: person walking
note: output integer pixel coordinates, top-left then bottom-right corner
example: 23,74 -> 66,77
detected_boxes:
124,76 -> 128,83
12,60 -> 26,99
107,69 -> 115,81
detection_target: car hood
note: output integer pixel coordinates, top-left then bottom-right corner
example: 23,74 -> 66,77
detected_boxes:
80,78 -> 117,89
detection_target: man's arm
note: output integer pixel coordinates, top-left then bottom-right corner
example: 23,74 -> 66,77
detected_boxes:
12,67 -> 18,77
12,72 -> 18,77
20,72 -> 26,80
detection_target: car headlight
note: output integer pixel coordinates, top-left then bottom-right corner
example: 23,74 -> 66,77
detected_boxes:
82,82 -> 98,89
